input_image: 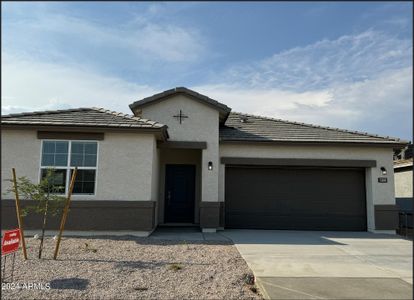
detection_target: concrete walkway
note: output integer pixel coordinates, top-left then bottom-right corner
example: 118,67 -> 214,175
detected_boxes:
221,230 -> 413,299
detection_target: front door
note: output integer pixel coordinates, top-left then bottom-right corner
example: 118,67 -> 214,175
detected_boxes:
164,164 -> 196,223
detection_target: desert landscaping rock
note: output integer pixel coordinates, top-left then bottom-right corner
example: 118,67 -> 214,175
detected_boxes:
2,236 -> 262,299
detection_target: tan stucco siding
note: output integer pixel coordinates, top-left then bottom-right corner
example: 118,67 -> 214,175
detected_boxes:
96,132 -> 155,201
219,143 -> 396,231
394,170 -> 413,198
1,129 -> 156,201
140,94 -> 218,142
141,94 -> 220,203
1,130 -> 41,196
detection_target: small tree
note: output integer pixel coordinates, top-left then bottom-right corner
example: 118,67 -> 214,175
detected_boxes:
6,169 -> 66,258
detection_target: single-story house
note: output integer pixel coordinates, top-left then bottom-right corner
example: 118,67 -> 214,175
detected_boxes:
1,87 -> 408,236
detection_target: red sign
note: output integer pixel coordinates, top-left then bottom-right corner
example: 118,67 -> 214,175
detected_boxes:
2,229 -> 21,256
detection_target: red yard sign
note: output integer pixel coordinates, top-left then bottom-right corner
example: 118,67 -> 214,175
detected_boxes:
2,229 -> 21,256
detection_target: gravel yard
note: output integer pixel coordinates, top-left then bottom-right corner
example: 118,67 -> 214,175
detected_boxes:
2,236 -> 262,299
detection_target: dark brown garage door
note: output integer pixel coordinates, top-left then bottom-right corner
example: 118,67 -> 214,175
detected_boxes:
225,166 -> 367,231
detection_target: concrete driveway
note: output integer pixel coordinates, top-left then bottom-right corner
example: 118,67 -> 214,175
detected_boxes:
221,230 -> 413,299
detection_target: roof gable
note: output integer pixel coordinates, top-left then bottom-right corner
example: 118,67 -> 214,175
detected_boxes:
129,87 -> 232,124
220,112 -> 408,147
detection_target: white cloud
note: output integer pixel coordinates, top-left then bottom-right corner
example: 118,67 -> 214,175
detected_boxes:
383,17 -> 411,29
133,23 -> 204,62
195,66 -> 412,139
193,84 -> 333,113
196,30 -> 412,139
5,5 -> 206,64
2,27 -> 412,140
222,30 -> 412,91
1,54 -> 158,115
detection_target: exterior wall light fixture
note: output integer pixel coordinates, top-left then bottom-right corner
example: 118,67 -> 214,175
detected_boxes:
380,167 -> 387,175
208,161 -> 213,170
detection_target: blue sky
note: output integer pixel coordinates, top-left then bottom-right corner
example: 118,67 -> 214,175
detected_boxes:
2,2 -> 413,140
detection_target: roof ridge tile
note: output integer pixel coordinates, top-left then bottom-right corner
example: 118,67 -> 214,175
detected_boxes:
90,107 -> 163,127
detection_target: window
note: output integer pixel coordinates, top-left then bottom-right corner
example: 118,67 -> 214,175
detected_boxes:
40,140 -> 98,195
41,141 -> 68,167
40,169 -> 67,194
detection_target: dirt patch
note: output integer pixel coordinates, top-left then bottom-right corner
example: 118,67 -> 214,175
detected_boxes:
2,236 -> 262,299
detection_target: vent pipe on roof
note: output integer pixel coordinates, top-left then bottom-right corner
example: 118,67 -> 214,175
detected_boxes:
240,116 -> 248,123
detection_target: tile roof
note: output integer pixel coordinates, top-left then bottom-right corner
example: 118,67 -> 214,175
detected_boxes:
394,158 -> 413,169
1,107 -> 166,129
220,112 -> 408,146
2,107 -> 408,147
129,87 -> 231,123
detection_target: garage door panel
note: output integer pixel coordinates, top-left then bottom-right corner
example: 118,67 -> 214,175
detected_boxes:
226,213 -> 366,230
225,166 -> 367,231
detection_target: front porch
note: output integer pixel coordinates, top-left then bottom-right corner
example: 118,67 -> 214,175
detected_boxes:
155,143 -> 223,232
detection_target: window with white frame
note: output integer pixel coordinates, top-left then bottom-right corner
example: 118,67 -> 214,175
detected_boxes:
40,140 -> 98,195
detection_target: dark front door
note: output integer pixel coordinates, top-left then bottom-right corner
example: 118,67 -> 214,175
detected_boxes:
164,164 -> 196,223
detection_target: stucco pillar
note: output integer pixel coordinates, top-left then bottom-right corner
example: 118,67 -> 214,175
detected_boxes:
218,163 -> 225,202
200,147 -> 220,231
367,163 -> 398,234
365,168 -> 375,231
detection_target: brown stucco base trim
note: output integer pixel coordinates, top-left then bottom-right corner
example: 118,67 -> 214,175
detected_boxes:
219,202 -> 225,228
200,202 -> 220,228
375,205 -> 399,230
221,157 -> 377,167
157,141 -> 207,149
220,140 -> 407,149
2,125 -> 168,141
1,200 -> 156,231
37,131 -> 105,140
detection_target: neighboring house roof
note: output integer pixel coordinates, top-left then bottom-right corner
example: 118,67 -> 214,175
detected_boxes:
394,143 -> 413,160
1,107 -> 168,138
220,112 -> 408,147
394,158 -> 413,170
129,87 -> 232,124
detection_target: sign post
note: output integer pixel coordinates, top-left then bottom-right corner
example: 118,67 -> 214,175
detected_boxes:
2,229 -> 21,282
11,168 -> 28,260
53,167 -> 77,260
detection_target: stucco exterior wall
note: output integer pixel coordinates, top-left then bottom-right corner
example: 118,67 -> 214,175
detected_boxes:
1,130 -> 41,193
96,132 -> 155,201
394,170 -> 413,198
219,143 -> 396,231
1,129 -> 157,201
140,94 -> 220,203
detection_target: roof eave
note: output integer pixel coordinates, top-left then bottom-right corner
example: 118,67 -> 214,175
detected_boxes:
1,123 -> 169,141
394,163 -> 413,169
219,139 -> 408,149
